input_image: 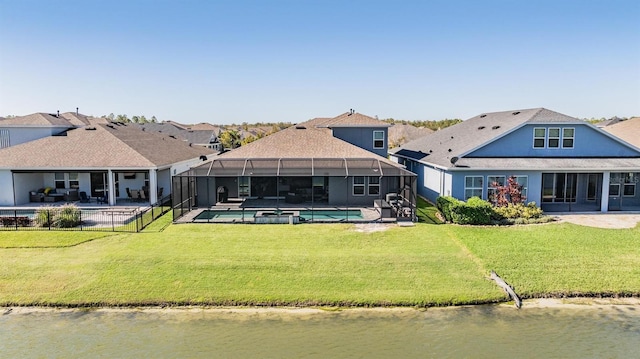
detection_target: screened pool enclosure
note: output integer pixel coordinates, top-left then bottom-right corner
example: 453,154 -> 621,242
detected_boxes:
172,157 -> 418,223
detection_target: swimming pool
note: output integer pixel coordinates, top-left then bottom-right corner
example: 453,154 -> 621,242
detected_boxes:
298,210 -> 363,221
193,209 -> 363,222
194,210 -> 257,220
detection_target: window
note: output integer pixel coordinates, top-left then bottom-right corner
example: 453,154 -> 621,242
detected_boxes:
373,131 -> 385,149
464,176 -> 483,200
353,176 -> 365,196
513,176 -> 528,200
68,172 -> 79,189
623,173 -> 636,197
487,176 -> 505,204
368,176 -> 380,195
562,128 -> 575,148
238,177 -> 250,197
0,129 -> 9,148
533,128 -> 545,148
542,173 -> 577,202
54,172 -> 65,189
547,128 -> 560,148
609,184 -> 620,197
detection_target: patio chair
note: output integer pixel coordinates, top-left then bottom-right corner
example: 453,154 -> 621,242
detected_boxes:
97,192 -> 108,204
126,187 -> 132,201
130,189 -> 140,202
139,190 -> 147,202
79,191 -> 91,203
157,187 -> 164,198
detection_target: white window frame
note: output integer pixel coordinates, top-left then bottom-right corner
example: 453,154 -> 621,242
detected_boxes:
513,175 -> 528,201
609,183 -> 620,197
68,172 -> 79,189
623,174 -> 636,197
373,131 -> 385,149
547,128 -> 560,148
353,176 -> 365,196
0,129 -> 9,148
562,128 -> 575,149
464,176 -> 483,200
368,176 -> 380,196
54,172 -> 66,189
533,128 -> 546,148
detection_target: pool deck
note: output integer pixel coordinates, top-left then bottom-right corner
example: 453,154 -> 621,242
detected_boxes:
176,199 -> 397,224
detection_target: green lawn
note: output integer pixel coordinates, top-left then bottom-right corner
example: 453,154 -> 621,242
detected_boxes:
0,213 -> 639,307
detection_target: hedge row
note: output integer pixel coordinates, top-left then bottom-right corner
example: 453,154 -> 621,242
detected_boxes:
436,196 -> 546,225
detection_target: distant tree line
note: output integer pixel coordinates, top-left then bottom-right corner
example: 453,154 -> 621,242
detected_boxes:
382,118 -> 463,131
102,113 -> 158,123
218,122 -> 292,149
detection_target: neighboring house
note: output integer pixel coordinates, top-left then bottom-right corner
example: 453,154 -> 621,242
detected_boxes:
0,120 -> 214,206
134,122 -> 223,151
0,112 -> 74,149
389,108 -> 640,212
173,111 -> 417,218
602,117 -> 640,147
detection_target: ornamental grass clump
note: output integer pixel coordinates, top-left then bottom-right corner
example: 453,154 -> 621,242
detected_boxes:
35,204 -> 81,228
56,204 -> 81,228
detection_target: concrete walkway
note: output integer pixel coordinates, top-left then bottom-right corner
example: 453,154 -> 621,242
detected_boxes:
553,212 -> 640,229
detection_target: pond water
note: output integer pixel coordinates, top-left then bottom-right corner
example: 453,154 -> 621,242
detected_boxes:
1,304 -> 639,358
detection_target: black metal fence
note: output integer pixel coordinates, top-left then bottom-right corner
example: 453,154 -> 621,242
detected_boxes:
0,195 -> 172,233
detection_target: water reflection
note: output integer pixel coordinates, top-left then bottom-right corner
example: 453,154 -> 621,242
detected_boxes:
1,305 -> 639,358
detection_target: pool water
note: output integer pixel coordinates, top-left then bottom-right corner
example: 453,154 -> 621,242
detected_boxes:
299,210 -> 363,221
195,210 -> 257,220
194,209 -> 363,221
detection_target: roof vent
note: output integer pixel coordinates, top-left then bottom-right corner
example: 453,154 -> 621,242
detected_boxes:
480,114 -> 487,118
85,126 -> 96,131
450,157 -> 459,165
169,135 -> 176,139
492,125 -> 500,130
450,136 -> 454,139
106,124 -> 114,129
448,148 -> 452,152
200,155 -> 208,161
512,111 -> 520,115
295,125 -> 306,129
478,126 -> 486,130
429,150 -> 433,153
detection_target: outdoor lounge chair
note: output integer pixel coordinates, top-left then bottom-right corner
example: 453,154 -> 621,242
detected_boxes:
130,189 -> 140,202
79,191 -> 90,203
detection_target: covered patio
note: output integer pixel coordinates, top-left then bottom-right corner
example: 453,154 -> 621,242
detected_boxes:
172,157 -> 418,223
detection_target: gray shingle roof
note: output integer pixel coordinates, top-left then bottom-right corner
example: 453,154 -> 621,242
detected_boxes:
323,112 -> 390,128
134,123 -> 218,146
0,122 -> 214,169
389,108 -> 585,168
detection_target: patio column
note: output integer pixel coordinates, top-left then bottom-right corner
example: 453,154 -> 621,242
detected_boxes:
149,169 -> 158,204
600,171 -> 610,212
107,169 -> 115,206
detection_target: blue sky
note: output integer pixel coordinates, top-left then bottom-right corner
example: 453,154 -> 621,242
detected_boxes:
1,0 -> 639,124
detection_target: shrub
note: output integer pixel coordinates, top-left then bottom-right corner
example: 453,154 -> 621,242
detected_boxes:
436,196 -> 462,222
450,196 -> 493,225
493,202 -> 543,220
56,204 -> 81,228
35,206 -> 55,227
35,204 -> 81,228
